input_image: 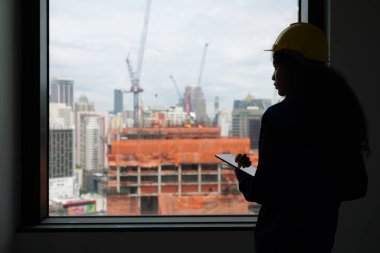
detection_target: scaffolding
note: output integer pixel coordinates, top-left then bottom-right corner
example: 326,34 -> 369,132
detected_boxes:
106,133 -> 259,215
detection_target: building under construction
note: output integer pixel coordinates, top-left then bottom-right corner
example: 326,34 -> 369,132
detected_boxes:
106,127 -> 259,215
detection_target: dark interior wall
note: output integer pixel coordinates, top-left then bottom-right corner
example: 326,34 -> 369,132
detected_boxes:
330,1 -> 380,253
0,0 -> 379,253
0,0 -> 19,252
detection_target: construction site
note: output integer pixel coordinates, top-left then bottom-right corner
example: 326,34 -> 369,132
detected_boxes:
106,127 -> 259,215
105,0 -> 260,216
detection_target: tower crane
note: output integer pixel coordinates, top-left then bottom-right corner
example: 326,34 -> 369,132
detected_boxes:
197,43 -> 208,85
169,75 -> 183,106
125,0 -> 152,128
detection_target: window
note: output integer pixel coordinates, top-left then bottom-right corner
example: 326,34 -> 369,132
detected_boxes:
48,0 -> 297,217
22,0 -> 328,228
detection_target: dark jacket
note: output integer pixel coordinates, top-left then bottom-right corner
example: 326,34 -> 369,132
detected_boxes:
235,97 -> 342,253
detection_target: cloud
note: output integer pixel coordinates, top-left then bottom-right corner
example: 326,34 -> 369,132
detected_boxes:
50,0 -> 297,114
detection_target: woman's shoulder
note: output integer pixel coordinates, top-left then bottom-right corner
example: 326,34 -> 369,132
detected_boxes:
263,99 -> 292,118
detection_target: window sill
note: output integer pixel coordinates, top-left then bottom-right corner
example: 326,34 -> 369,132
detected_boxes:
18,216 -> 257,232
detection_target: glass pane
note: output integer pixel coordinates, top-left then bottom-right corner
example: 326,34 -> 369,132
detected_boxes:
48,0 -> 297,216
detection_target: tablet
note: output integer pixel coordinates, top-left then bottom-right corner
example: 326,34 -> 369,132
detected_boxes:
215,153 -> 256,177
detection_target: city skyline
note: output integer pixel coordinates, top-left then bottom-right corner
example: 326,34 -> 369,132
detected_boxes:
48,0 -> 297,216
49,0 -> 297,114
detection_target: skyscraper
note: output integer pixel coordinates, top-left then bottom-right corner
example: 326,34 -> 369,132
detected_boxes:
233,94 -> 272,110
114,89 -> 123,115
215,109 -> 232,137
75,95 -> 95,112
75,111 -> 107,171
232,95 -> 270,149
49,103 -> 74,127
214,96 -> 219,115
49,128 -> 74,179
50,76 -> 74,108
49,105 -> 75,199
182,85 -> 208,124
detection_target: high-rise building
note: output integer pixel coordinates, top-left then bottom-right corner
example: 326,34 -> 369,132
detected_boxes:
49,123 -> 75,199
49,128 -> 75,179
49,103 -> 76,199
49,103 -> 74,127
50,76 -> 74,108
214,96 -> 219,115
167,106 -> 187,127
75,95 -> 95,112
75,111 -> 107,171
232,108 -> 263,149
182,85 -> 209,125
142,106 -> 187,127
216,109 -> 232,137
233,94 -> 272,110
113,89 -> 123,115
232,95 -> 271,149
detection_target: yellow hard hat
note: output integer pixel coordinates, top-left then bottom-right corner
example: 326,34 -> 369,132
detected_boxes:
267,23 -> 329,63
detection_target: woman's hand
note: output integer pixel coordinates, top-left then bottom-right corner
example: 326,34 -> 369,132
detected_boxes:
235,153 -> 252,168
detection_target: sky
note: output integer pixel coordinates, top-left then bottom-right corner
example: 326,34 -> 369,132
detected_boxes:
49,0 -> 297,115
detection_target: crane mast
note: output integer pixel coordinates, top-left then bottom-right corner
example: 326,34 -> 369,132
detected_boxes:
126,0 -> 152,128
197,43 -> 208,85
136,0 -> 151,79
169,75 -> 183,106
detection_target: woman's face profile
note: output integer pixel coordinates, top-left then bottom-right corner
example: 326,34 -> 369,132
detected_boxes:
272,62 -> 289,97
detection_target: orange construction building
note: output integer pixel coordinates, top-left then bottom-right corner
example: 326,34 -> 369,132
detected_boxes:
106,127 -> 259,216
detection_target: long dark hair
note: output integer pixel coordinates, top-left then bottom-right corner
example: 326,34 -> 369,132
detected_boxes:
273,49 -> 370,157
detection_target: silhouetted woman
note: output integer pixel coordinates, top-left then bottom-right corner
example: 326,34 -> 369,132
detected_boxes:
235,23 -> 370,253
